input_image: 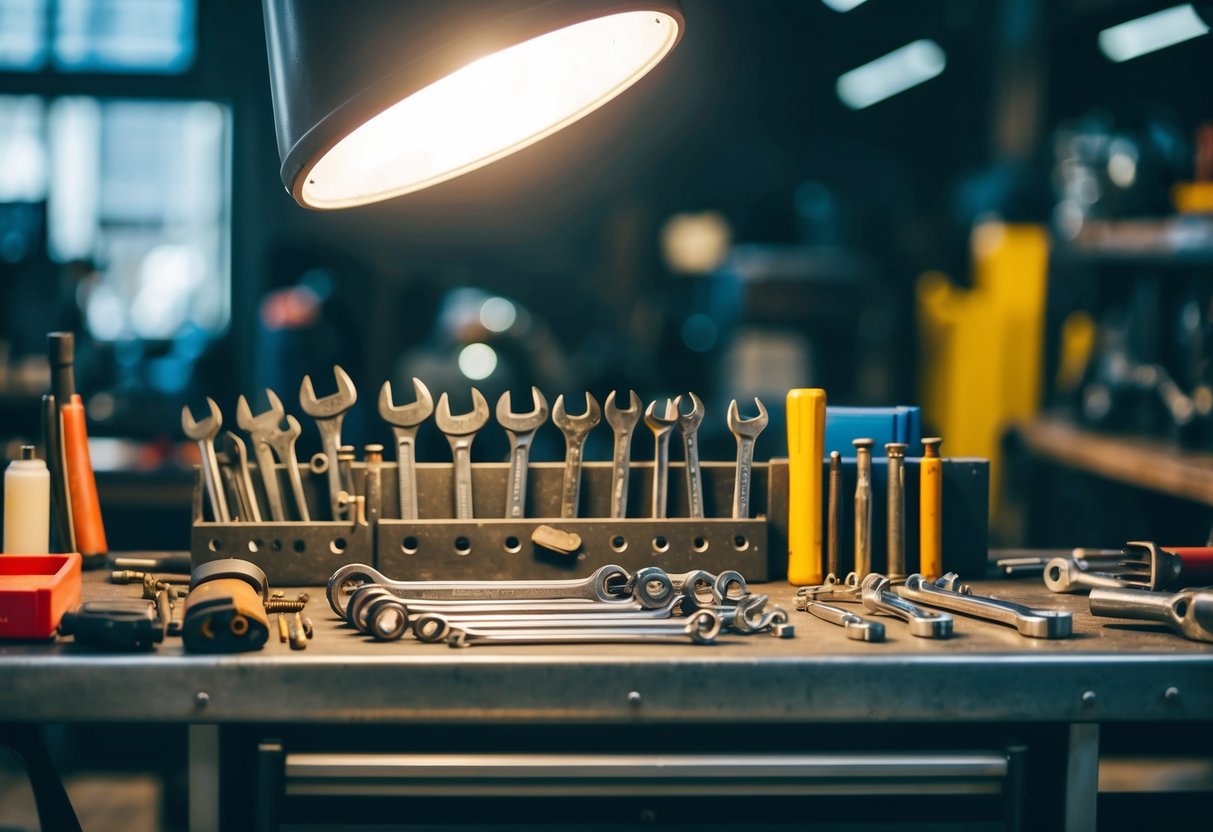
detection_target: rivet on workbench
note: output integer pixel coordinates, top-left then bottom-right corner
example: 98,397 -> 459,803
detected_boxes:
1081,690 -> 1097,707
1164,686 -> 1181,703
628,690 -> 642,707
196,691 -> 210,708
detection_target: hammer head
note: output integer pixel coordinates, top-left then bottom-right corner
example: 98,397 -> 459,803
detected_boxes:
496,386 -> 549,432
300,365 -> 358,419
434,388 -> 490,436
726,397 -> 769,438
379,378 -> 434,427
182,397 -> 223,441
604,390 -> 642,433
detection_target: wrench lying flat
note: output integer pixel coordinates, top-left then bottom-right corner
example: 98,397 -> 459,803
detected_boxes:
182,397 -> 229,523
604,390 -> 641,519
378,378 -> 433,521
801,599 -> 885,641
434,389 -> 490,520
328,563 -> 646,616
860,574 -> 953,638
898,573 -> 1073,638
1043,557 -> 1125,593
299,365 -> 358,520
497,387 -> 548,519
409,600 -> 682,643
446,610 -> 722,647
552,392 -> 601,519
1089,586 -> 1213,643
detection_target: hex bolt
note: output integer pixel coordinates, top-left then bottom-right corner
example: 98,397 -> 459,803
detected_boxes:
195,691 -> 210,708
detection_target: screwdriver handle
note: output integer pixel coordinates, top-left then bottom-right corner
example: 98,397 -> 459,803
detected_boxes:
1166,547 -> 1213,578
61,394 -> 107,558
786,388 -> 826,586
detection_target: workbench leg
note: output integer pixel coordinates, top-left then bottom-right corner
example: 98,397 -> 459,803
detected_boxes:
1064,722 -> 1099,832
189,724 -> 220,832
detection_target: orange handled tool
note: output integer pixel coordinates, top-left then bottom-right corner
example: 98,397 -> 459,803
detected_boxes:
61,394 -> 107,559
919,437 -> 943,579
786,388 -> 826,586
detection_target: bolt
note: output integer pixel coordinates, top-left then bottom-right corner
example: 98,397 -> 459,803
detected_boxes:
264,598 -> 307,614
195,691 -> 210,708
1081,690 -> 1097,707
277,613 -> 289,644
627,690 -> 642,707
302,616 -> 314,639
1164,686 -> 1181,703
110,570 -> 147,584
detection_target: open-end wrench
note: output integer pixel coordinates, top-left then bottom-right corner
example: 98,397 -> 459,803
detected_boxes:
675,392 -> 706,518
860,574 -> 953,638
726,397 -> 768,519
1043,558 -> 1125,594
328,563 -> 644,616
1089,586 -> 1213,643
434,389 -> 489,520
236,391 -> 289,522
644,399 -> 678,518
378,378 -> 433,520
220,431 -> 261,523
299,365 -> 358,520
497,387 -> 548,519
182,397 -> 230,523
446,609 -> 722,648
265,414 -> 310,521
604,390 -> 641,519
802,599 -> 885,641
552,392 -> 601,519
898,573 -> 1073,638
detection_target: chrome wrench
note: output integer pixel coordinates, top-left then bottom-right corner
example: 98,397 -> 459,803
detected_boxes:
552,392 -> 600,518
801,599 -> 885,642
434,388 -> 489,520
265,414 -> 310,521
299,365 -> 358,520
378,377 -> 433,520
446,610 -> 721,647
1043,557 -> 1126,593
181,397 -> 230,523
675,392 -> 705,518
644,399 -> 678,518
496,387 -> 548,518
726,397 -> 768,519
898,573 -> 1073,638
860,574 -> 953,638
220,430 -> 261,523
604,390 -> 641,519
236,390 -> 289,522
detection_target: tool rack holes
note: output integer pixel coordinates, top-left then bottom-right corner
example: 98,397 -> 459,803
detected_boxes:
248,539 -> 264,554
207,538 -> 221,553
401,536 -> 419,555
271,540 -> 283,553
652,535 -> 670,554
292,540 -> 306,554
610,535 -> 628,553
454,536 -> 472,556
330,537 -> 348,555
733,535 -> 749,551
503,536 -> 521,554
693,536 -> 708,553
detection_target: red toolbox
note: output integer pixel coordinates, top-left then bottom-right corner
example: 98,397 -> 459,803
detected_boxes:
0,553 -> 82,639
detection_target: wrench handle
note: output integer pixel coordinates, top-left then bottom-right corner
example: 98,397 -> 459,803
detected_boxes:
199,439 -> 230,523
651,433 -> 670,519
284,456 -> 310,522
395,429 -> 419,520
450,438 -> 475,520
732,436 -> 755,519
505,434 -> 533,519
253,440 -> 287,522
560,439 -> 586,519
609,433 -> 632,519
317,419 -> 344,520
1088,587 -> 1177,626
235,451 -> 262,523
682,431 -> 704,518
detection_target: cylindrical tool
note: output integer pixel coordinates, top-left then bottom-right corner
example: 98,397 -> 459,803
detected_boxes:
885,443 -> 907,581
49,333 -> 106,560
826,451 -> 841,578
852,438 -> 874,578
42,394 -> 74,553
786,388 -> 826,586
919,437 -> 943,580
4,446 -> 50,554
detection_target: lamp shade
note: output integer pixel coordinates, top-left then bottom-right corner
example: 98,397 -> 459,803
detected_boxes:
263,0 -> 684,209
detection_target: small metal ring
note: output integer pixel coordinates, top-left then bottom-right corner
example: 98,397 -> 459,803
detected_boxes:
412,613 -> 452,644
327,563 -> 390,616
631,566 -> 675,609
687,610 -> 722,643
348,586 -> 396,632
712,570 -> 748,605
310,452 -> 330,475
366,596 -> 409,641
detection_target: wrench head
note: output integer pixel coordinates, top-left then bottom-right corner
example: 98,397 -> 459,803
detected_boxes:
181,397 -> 222,440
674,391 -> 704,432
726,397 -> 769,438
378,378 -> 434,427
235,390 -> 287,434
604,390 -> 642,432
496,386 -> 549,432
434,388 -> 490,436
643,398 -> 678,433
1176,589 -> 1213,642
1043,558 -> 1083,593
220,430 -> 249,463
551,392 -> 601,437
265,414 -> 303,456
299,365 -> 358,418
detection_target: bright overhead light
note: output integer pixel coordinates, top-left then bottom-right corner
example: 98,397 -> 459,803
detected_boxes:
1098,4 -> 1209,63
821,0 -> 870,12
836,39 -> 946,110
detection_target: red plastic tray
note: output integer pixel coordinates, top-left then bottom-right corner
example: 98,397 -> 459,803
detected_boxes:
0,553 -> 82,639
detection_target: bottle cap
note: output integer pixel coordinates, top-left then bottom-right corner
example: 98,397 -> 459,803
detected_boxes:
20,445 -> 36,460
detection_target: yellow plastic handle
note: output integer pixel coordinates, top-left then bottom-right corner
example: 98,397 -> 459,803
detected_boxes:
786,388 -> 826,586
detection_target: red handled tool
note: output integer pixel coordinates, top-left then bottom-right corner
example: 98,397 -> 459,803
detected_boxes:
1117,541 -> 1213,591
49,332 -> 107,561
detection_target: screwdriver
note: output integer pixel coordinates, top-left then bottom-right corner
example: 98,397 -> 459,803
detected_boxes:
786,388 -> 826,585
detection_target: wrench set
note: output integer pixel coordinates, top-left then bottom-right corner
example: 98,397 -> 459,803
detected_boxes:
185,368 -> 776,586
326,563 -> 793,647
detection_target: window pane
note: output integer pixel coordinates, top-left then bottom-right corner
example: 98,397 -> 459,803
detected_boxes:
0,95 -> 48,202
48,98 -> 230,341
54,0 -> 195,73
0,0 -> 48,71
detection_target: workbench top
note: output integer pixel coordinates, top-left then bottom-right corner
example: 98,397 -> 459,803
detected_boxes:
2,564 -> 1210,725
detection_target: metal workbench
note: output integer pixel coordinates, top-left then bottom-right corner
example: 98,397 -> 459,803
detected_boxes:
2,567 -> 1211,831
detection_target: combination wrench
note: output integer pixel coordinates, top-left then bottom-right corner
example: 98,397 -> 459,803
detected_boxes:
552,393 -> 601,518
434,389 -> 490,520
181,397 -> 230,523
675,392 -> 705,518
860,574 -> 953,638
604,390 -> 641,519
1089,585 -> 1213,643
726,397 -> 768,519
644,399 -> 678,518
236,391 -> 289,521
801,599 -> 885,641
378,378 -> 433,520
446,609 -> 722,647
1043,557 -> 1125,593
497,387 -> 548,518
265,414 -> 310,521
220,431 -> 261,523
897,573 -> 1073,638
299,365 -> 358,520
